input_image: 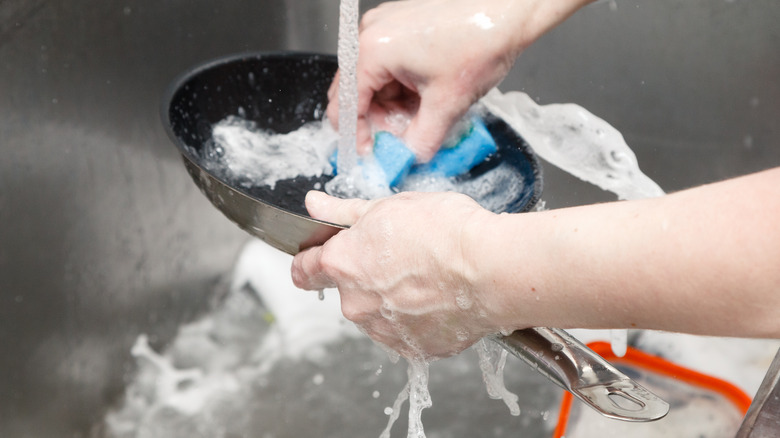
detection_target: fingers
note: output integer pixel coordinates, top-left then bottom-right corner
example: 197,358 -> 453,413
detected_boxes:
291,246 -> 336,290
293,192 -> 374,290
291,244 -> 404,351
305,190 -> 373,226
355,116 -> 374,155
404,87 -> 471,162
328,64 -> 394,156
326,70 -> 340,130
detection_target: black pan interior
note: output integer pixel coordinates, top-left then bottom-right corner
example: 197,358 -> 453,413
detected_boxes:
163,52 -> 542,216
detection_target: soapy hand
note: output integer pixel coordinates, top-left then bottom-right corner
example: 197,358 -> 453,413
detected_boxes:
291,190 -> 498,360
327,0 -> 593,161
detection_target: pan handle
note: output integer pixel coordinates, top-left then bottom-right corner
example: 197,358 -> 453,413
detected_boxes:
490,327 -> 669,422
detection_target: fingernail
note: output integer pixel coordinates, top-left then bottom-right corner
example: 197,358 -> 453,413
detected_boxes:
305,190 -> 330,214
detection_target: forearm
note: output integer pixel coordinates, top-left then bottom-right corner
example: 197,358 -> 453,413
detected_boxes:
505,0 -> 598,56
467,168 -> 780,337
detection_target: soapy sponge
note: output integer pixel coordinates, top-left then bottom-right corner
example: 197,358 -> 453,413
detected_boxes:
410,118 -> 497,178
372,131 -> 417,187
332,117 -> 498,187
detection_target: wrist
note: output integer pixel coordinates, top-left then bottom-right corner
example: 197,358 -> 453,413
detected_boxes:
461,209 -> 549,334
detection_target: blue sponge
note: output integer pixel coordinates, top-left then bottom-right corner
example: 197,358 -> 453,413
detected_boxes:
372,131 -> 417,187
328,133 -> 416,187
410,118 -> 497,178
331,117 -> 497,187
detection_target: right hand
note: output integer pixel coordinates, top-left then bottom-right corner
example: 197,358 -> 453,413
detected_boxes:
327,0 -> 593,161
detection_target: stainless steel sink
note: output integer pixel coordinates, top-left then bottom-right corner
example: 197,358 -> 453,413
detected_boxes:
1,0 -> 778,437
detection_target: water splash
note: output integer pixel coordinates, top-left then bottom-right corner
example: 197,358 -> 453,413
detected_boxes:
474,339 -> 521,416
480,89 -> 664,201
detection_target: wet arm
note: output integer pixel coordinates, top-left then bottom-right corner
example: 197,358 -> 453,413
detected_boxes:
467,167 -> 780,337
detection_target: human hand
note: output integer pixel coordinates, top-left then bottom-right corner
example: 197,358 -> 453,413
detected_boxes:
290,190 -> 500,360
327,0 -> 593,161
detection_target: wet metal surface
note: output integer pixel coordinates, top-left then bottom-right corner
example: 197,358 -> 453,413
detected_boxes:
1,0 -> 778,437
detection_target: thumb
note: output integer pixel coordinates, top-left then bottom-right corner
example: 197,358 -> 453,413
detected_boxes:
305,190 -> 373,226
403,89 -> 470,162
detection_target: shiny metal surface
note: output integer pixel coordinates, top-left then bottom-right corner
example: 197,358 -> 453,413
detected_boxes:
1,0 -> 778,437
0,1 -> 289,436
736,348 -> 780,437
182,157 -> 344,255
160,50 -> 349,257
494,328 -> 669,422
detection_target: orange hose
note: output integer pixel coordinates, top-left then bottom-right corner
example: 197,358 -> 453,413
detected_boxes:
551,341 -> 752,438
552,391 -> 574,438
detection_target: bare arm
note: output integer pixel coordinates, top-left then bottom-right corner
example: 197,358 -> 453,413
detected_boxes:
467,167 -> 780,337
292,168 -> 780,358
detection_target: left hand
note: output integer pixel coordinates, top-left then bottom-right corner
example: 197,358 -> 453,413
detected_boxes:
291,190 -> 499,360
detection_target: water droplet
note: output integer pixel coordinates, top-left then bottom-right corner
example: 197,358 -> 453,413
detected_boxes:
743,135 -> 754,149
455,292 -> 472,310
379,304 -> 394,320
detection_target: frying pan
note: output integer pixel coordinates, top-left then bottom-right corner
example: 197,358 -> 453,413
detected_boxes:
162,51 -> 541,255
162,51 -> 668,422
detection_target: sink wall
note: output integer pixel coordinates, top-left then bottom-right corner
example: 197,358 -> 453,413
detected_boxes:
0,0 -> 778,436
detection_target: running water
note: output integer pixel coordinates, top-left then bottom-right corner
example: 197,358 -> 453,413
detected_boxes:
474,339 -> 521,416
327,0 -> 394,202
335,0 -> 360,176
380,360 -> 432,438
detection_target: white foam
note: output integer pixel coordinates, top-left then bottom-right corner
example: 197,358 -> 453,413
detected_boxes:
206,115 -> 529,214
207,116 -> 337,189
399,161 -> 525,213
103,240 -> 362,437
481,89 -> 664,201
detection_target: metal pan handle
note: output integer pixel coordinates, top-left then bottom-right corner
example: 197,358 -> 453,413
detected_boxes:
490,327 -> 669,422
